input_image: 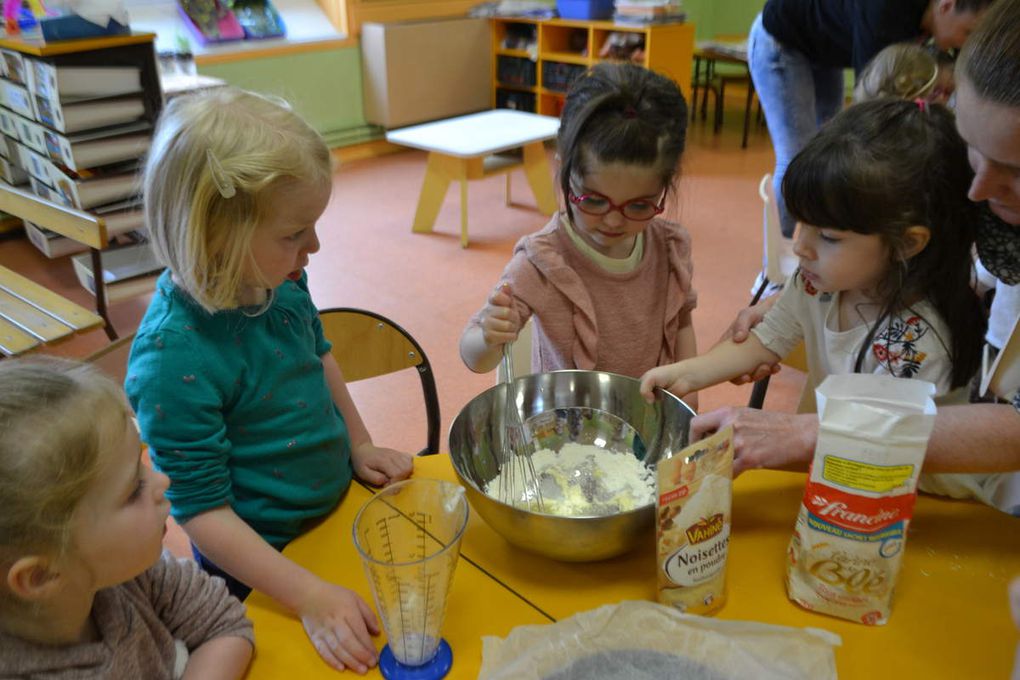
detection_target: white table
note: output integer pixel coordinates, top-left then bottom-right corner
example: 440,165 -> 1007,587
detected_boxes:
386,110 -> 560,247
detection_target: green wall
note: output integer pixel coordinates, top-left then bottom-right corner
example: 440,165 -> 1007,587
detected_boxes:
196,2 -> 767,149
198,46 -> 379,147
685,0 -> 764,40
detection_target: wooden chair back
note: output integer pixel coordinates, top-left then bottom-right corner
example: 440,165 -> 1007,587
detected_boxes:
319,308 -> 440,455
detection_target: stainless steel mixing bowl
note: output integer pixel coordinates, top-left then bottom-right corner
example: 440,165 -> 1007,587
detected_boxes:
448,370 -> 695,561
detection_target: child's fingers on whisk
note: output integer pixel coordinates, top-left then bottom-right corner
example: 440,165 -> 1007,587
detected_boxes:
489,282 -> 514,307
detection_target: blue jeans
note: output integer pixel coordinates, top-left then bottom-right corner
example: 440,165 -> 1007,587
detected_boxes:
191,543 -> 291,601
748,14 -> 844,237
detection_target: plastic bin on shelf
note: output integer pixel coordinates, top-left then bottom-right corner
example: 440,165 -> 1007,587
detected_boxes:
556,0 -> 614,20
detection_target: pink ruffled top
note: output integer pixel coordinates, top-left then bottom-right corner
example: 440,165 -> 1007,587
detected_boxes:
472,214 -> 697,378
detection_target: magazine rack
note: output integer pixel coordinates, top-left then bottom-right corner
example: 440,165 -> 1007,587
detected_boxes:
0,32 -> 164,339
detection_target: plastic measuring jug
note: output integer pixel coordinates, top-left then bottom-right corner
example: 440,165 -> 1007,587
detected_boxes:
353,478 -> 469,680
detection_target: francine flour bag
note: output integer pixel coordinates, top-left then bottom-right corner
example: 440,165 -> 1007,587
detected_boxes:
656,426 -> 734,616
787,374 -> 936,625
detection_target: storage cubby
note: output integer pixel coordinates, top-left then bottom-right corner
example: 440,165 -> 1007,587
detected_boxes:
491,18 -> 695,117
497,55 -> 537,88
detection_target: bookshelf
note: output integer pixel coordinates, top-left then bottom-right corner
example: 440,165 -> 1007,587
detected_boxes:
491,18 -> 695,117
0,33 -> 163,328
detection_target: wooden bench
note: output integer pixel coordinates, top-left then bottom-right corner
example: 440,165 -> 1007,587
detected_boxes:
0,183 -> 114,357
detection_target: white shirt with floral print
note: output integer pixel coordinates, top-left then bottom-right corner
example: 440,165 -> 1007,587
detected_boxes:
751,272 -> 968,413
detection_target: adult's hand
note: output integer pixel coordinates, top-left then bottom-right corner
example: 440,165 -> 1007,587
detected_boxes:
691,406 -> 818,476
716,296 -> 781,385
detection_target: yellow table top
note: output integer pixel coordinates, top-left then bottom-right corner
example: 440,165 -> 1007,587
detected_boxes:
245,454 -> 1020,679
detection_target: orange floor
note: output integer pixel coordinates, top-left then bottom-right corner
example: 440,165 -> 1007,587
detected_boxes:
0,101 -> 803,558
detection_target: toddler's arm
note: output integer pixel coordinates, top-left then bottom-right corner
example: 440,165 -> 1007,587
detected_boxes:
321,353 -> 413,485
185,507 -> 381,674
640,334 -> 781,402
182,638 -> 253,680
460,283 -> 521,373
144,556 -> 253,680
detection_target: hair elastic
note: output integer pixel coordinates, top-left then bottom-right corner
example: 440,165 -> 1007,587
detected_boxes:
206,149 -> 236,199
907,64 -> 939,101
914,97 -> 928,112
623,105 -> 638,119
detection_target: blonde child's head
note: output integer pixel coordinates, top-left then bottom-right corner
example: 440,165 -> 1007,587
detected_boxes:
143,88 -> 333,312
0,359 -> 168,611
854,44 -> 943,103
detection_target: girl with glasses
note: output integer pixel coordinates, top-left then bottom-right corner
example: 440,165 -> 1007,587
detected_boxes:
460,62 -> 699,405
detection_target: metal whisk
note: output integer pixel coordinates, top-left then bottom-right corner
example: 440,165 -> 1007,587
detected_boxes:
498,343 -> 544,511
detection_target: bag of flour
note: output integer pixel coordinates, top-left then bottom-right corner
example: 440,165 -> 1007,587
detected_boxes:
657,426 -> 734,616
786,374 -> 936,625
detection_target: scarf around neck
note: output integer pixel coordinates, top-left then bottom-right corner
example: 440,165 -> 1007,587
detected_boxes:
977,204 -> 1020,286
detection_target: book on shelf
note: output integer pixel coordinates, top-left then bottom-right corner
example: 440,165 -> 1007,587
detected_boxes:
26,60 -> 142,101
42,122 -> 150,173
25,220 -> 86,258
47,160 -> 140,210
0,156 -> 27,185
0,135 -> 14,160
25,200 -> 144,259
13,141 -> 50,185
32,93 -> 147,135
28,175 -> 61,204
0,80 -> 35,119
0,107 -> 17,138
0,50 -> 26,86
613,0 -> 686,24
13,113 -> 46,154
72,241 -> 163,297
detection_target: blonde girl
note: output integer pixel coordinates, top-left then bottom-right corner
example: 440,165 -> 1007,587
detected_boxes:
127,88 -> 412,674
0,359 -> 253,679
460,62 -> 698,404
855,43 -> 955,104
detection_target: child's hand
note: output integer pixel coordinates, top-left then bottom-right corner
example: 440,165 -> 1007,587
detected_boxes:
351,443 -> 413,486
479,283 -> 519,347
639,363 -> 698,403
299,580 -> 380,674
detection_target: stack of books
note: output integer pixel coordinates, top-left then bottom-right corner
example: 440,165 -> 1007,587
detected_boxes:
0,46 -> 154,260
613,0 -> 686,25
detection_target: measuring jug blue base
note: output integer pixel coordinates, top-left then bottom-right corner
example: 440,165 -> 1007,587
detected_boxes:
379,639 -> 453,680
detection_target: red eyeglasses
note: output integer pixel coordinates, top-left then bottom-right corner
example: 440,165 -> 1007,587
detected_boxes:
568,189 -> 666,221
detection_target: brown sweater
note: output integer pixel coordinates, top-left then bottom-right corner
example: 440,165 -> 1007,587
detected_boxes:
471,214 -> 697,379
0,555 -> 253,679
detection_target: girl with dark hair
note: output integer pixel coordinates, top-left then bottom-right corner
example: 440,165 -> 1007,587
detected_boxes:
641,99 -> 985,414
460,62 -> 699,403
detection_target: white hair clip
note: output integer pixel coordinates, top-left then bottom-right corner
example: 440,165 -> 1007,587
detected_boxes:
206,149 -> 236,199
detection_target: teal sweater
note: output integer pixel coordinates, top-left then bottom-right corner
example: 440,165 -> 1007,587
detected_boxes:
127,271 -> 352,547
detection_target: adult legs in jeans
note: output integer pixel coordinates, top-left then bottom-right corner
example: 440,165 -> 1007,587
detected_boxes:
749,14 -> 843,237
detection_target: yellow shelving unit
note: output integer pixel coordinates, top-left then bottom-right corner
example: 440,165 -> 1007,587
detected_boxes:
492,17 -> 695,117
